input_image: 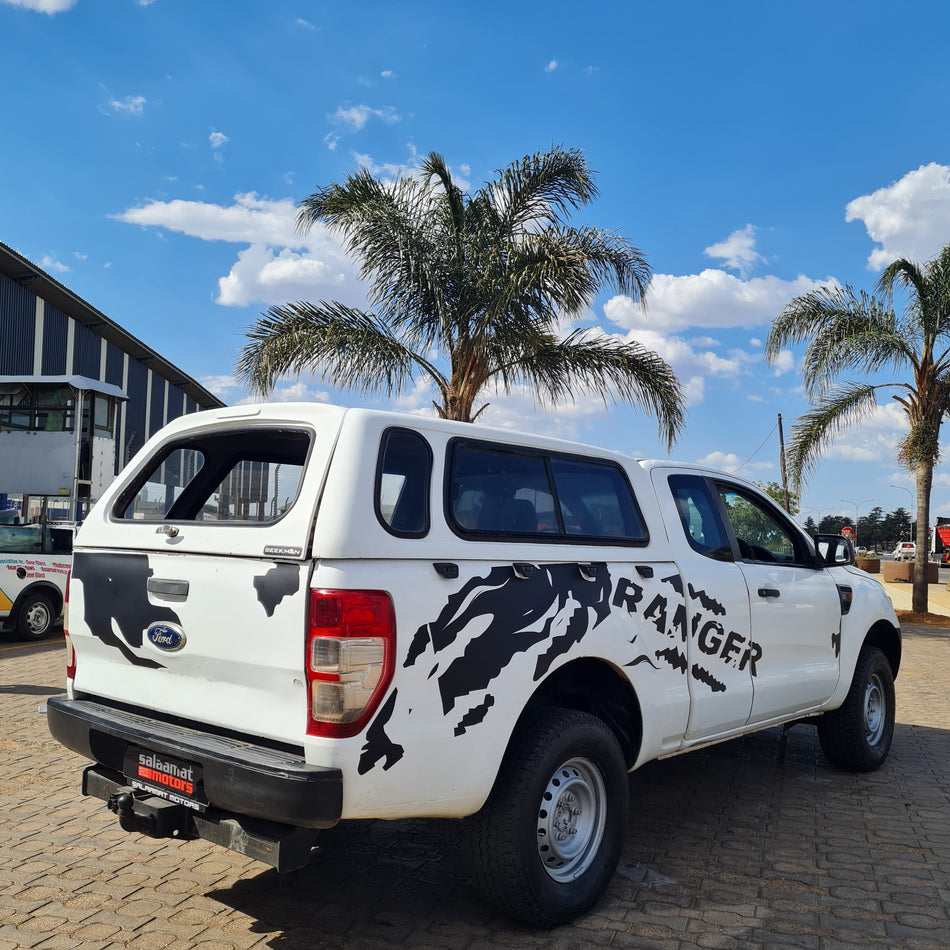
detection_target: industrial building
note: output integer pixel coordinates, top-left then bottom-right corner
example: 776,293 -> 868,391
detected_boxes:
0,241 -> 224,522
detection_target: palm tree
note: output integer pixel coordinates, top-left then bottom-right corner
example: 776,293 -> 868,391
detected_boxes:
236,146 -> 685,447
765,243 -> 950,613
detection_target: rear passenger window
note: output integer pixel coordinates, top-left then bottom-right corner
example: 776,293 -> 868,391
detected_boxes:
114,428 -> 311,523
376,428 -> 432,537
447,439 -> 646,544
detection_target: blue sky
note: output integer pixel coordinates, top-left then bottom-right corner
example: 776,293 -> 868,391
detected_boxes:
3,0 -> 950,525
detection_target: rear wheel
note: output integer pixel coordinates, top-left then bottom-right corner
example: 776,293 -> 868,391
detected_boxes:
468,707 -> 628,926
15,592 -> 55,641
818,645 -> 895,772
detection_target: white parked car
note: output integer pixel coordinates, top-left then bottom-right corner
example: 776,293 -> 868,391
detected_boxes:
892,541 -> 916,561
47,404 -> 902,926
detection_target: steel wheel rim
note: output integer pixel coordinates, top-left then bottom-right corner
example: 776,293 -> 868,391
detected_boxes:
25,601 -> 50,635
864,673 -> 886,746
536,756 -> 607,883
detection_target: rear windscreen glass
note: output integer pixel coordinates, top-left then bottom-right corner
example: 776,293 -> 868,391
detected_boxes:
114,428 -> 312,524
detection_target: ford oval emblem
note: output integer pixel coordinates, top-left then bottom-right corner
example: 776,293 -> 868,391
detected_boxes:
146,622 -> 186,652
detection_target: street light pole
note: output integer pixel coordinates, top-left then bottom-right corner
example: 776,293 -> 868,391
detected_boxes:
841,497 -> 873,547
890,485 -> 914,542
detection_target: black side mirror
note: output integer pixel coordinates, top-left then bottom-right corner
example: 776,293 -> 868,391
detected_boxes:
814,533 -> 855,567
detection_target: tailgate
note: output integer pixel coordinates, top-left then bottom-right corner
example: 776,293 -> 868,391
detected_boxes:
69,549 -> 310,743
67,404 -> 345,743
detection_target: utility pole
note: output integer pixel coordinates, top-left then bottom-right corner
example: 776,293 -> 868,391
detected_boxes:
778,413 -> 791,513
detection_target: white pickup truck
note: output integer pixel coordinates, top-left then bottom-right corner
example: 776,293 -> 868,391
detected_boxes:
47,404 -> 900,925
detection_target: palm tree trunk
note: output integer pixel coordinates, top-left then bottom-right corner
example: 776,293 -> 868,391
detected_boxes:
912,462 -> 934,613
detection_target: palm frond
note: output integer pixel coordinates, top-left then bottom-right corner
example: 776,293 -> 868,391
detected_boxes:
492,329 -> 685,450
492,146 -> 598,233
236,300 -> 447,400
784,381 -> 885,487
765,284 -> 910,397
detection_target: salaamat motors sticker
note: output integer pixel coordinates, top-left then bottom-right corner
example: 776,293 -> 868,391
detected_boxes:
123,748 -> 207,811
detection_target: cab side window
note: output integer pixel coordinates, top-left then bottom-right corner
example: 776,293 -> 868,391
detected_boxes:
668,474 -> 733,561
716,484 -> 803,564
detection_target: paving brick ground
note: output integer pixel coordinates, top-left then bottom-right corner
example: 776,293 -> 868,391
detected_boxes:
2,622 -> 949,949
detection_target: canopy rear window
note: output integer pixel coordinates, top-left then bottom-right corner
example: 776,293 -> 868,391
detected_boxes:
113,427 -> 312,524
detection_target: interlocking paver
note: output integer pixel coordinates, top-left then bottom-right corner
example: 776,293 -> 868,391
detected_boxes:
3,614 -> 950,948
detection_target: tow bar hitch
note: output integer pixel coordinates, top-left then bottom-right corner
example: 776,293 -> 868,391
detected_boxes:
101,782 -> 195,838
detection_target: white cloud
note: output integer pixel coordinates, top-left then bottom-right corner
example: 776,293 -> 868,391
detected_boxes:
209,131 -> 228,149
846,163 -> 950,270
545,60 -> 558,72
697,451 -> 773,475
106,95 -> 147,116
1,0 -> 76,12
703,224 -> 765,277
604,269 -> 830,333
114,192 -> 361,307
295,18 -> 315,30
770,349 -> 794,375
217,244 -> 349,307
114,192 -> 302,246
381,70 -> 395,79
332,104 -> 399,131
40,254 -> 68,273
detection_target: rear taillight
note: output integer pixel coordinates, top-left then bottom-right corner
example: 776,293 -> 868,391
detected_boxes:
65,633 -> 76,680
64,574 -> 75,680
305,590 -> 396,738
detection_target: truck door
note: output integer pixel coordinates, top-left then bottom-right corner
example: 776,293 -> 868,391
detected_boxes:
713,482 -> 841,722
663,474 -> 754,740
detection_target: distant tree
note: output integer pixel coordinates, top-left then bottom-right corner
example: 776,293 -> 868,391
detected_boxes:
858,506 -> 885,549
803,515 -> 818,535
755,480 -> 799,515
766,243 -> 950,612
237,146 -> 685,446
820,514 -> 850,536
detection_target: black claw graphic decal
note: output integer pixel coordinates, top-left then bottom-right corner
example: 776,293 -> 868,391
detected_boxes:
656,646 -> 688,673
358,691 -> 404,774
454,696 -> 495,736
359,560 -> 767,774
688,583 -> 727,616
71,552 -> 174,669
692,664 -> 727,692
253,563 -> 301,617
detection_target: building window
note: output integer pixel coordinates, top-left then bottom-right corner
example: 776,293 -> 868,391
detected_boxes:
0,384 -> 75,432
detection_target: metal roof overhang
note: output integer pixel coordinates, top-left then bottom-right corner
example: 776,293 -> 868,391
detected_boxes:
0,375 -> 128,400
0,240 -> 225,410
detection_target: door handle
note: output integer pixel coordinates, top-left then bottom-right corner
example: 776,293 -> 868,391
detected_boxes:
758,587 -> 780,599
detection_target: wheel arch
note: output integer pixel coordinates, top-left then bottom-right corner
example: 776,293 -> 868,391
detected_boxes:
863,619 -> 901,678
516,657 -> 642,770
13,582 -> 64,619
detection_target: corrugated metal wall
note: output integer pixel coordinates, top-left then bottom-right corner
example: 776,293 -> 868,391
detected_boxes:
71,321 -> 101,377
41,305 -> 68,374
149,371 -> 165,437
104,341 -> 124,387
0,274 -> 35,374
124,359 -> 148,462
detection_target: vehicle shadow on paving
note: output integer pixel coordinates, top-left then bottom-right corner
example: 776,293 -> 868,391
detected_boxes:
203,722 -> 950,946
0,683 -> 64,695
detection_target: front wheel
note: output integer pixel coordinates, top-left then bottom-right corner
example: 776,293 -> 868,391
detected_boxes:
818,645 -> 895,772
15,592 -> 55,641
467,707 -> 629,927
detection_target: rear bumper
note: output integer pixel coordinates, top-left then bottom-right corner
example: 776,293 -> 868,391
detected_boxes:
47,695 -> 342,829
